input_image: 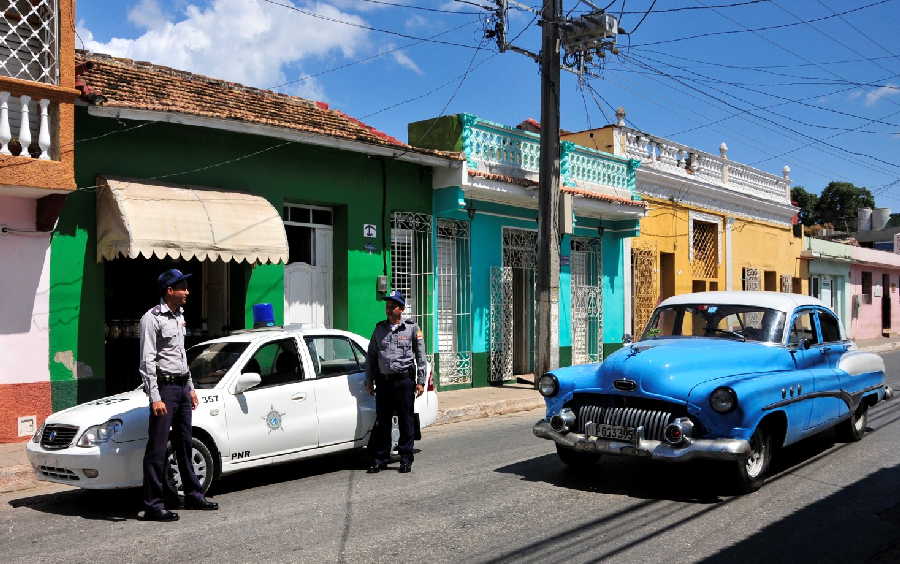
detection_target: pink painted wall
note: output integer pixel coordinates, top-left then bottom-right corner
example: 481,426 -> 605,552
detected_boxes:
848,248 -> 900,340
0,195 -> 52,440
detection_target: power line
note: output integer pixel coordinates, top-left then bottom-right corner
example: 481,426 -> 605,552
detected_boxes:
630,0 -> 893,47
628,0 -> 657,34
574,0 -> 771,15
354,0 -> 484,14
259,0 -> 483,50
621,54 -> 900,171
266,20 -> 478,91
628,53 -> 900,132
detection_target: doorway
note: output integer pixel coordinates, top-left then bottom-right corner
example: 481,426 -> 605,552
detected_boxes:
502,228 -> 537,378
882,273 -> 891,335
283,204 -> 333,328
660,252 -> 675,301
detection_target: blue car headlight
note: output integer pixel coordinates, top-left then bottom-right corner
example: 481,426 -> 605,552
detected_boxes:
538,373 -> 559,397
709,387 -> 738,413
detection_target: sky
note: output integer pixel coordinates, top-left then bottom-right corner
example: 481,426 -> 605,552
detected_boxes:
76,0 -> 900,208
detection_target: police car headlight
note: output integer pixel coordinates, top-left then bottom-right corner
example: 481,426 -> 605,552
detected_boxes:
31,423 -> 44,443
709,387 -> 737,414
538,374 -> 559,397
76,419 -> 124,447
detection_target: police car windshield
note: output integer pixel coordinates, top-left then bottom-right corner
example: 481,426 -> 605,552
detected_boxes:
188,342 -> 249,388
642,304 -> 786,343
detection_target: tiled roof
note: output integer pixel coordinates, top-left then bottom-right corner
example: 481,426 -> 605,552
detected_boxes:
75,51 -> 462,161
467,170 -> 647,208
561,186 -> 648,208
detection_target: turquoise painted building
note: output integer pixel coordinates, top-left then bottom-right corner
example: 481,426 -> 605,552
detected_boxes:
408,114 -> 646,389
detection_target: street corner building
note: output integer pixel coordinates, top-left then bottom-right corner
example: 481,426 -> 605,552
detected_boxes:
561,109 -> 804,337
407,113 -> 647,389
0,0 -> 78,442
40,51 -> 463,417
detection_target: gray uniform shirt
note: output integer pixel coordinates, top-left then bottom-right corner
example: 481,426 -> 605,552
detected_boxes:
139,301 -> 194,403
366,318 -> 427,385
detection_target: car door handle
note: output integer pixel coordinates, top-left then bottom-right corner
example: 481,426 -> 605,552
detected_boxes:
291,392 -> 307,401
820,346 -> 831,354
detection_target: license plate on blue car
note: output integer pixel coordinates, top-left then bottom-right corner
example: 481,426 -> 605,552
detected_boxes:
596,424 -> 635,442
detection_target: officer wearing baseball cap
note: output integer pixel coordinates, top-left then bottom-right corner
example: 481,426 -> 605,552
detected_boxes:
365,290 -> 427,474
138,268 -> 218,521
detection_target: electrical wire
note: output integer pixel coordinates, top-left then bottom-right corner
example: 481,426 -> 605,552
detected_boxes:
621,54 -> 900,170
629,53 -> 900,132
266,20 -> 477,91
630,0 -> 892,48
628,0 -> 657,34
572,0 -> 770,15
354,0 -> 484,14
259,0 -> 483,50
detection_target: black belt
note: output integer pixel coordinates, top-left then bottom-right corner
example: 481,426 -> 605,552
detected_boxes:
157,371 -> 189,384
380,368 -> 414,380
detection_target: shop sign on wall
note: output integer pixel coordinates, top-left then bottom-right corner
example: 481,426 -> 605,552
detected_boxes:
363,224 -> 377,238
874,284 -> 883,298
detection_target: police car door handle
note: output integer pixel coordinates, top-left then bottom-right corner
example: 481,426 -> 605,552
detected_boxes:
291,392 -> 307,401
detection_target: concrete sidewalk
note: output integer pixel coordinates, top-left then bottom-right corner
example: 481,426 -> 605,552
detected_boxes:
3,336 -> 898,495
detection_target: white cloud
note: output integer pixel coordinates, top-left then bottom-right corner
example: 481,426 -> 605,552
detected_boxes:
404,14 -> 428,30
865,83 -> 900,106
848,90 -> 863,100
128,0 -> 168,30
391,50 -> 422,74
78,0 -> 370,100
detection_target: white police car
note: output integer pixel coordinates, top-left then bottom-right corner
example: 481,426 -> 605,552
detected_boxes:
26,327 -> 438,493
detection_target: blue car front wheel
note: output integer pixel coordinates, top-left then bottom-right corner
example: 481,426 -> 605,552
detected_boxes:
732,426 -> 772,494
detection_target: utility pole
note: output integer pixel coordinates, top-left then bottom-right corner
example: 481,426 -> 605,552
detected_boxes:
535,0 -> 562,379
487,0 -> 621,383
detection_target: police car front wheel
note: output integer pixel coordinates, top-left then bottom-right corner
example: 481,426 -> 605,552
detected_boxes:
165,436 -> 216,496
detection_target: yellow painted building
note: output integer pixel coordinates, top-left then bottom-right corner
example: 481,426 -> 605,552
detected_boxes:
564,113 -> 805,335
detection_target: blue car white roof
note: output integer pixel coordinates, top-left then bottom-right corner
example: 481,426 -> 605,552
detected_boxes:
658,291 -> 830,315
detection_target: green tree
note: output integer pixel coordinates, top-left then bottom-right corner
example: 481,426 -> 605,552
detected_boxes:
790,186 -> 819,226
813,182 -> 875,232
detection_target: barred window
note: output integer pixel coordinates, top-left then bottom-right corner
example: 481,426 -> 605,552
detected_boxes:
0,0 -> 59,84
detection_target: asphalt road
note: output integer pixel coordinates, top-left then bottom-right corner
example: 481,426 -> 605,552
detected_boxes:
3,353 -> 900,564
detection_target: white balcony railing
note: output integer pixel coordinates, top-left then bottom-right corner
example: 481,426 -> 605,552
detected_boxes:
621,128 -> 791,205
0,91 -> 54,160
460,114 -> 639,198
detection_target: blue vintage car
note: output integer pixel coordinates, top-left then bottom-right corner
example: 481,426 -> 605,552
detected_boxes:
533,291 -> 894,492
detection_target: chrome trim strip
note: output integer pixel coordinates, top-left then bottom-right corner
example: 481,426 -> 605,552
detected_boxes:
533,420 -> 750,461
762,384 -> 885,411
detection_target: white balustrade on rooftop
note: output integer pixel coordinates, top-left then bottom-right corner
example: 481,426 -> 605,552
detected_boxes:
0,91 -> 53,160
622,128 -> 789,204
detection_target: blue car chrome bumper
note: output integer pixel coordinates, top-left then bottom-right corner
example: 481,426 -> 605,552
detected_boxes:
533,420 -> 751,462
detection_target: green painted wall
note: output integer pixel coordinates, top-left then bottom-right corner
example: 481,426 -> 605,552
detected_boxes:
49,109 -> 433,408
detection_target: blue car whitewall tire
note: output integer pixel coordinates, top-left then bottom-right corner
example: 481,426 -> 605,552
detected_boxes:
838,402 -> 868,443
733,426 -> 771,494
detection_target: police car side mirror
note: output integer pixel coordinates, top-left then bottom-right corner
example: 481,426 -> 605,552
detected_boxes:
234,372 -> 262,394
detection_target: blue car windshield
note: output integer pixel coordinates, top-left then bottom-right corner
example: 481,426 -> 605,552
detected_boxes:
642,304 -> 786,343
188,342 -> 249,388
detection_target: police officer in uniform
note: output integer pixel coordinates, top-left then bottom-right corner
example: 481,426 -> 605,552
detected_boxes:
365,290 -> 426,474
138,269 -> 218,521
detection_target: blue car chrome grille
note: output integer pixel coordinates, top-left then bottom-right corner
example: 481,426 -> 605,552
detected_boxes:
574,404 -> 674,441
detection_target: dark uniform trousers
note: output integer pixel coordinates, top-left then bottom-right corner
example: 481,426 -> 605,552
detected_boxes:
369,369 -> 416,466
143,381 -> 204,512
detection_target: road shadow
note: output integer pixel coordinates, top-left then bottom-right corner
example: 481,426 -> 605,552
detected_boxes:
7,448 -> 420,519
8,488 -> 142,521
701,461 -> 900,564
496,426 -> 869,503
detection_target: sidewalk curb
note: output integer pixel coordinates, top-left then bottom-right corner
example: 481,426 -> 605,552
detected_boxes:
0,464 -> 35,494
432,396 -> 544,427
858,342 -> 900,354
